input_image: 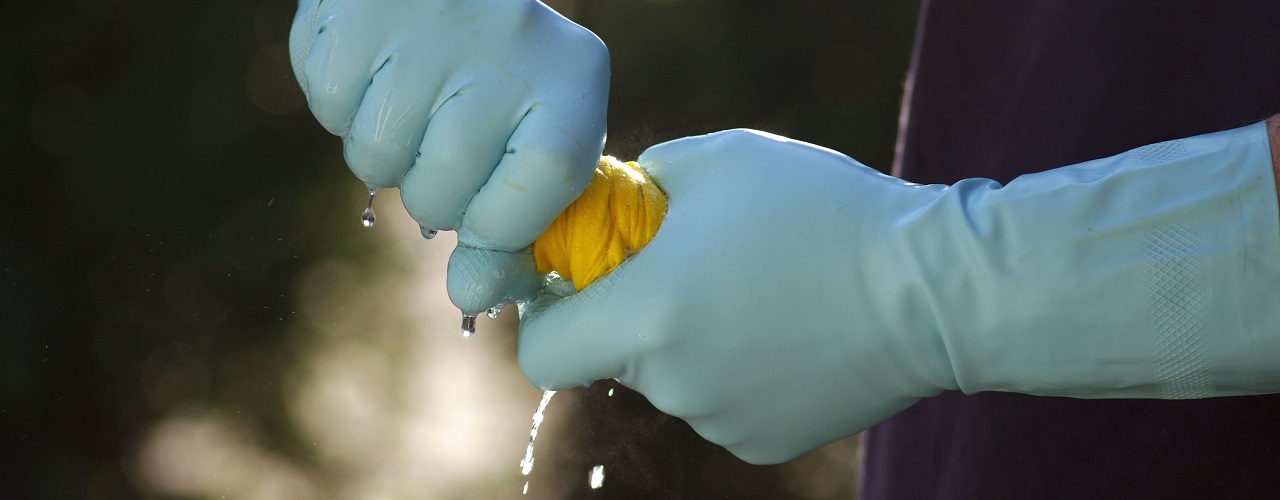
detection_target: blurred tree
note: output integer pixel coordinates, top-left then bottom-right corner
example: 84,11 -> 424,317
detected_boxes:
3,1 -> 361,496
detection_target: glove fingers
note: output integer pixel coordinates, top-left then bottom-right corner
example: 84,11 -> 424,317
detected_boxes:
460,94 -> 606,252
400,83 -> 526,232
635,130 -> 747,196
287,0 -> 325,92
446,245 -> 542,316
300,21 -> 381,136
342,60 -> 446,189
638,129 -> 888,197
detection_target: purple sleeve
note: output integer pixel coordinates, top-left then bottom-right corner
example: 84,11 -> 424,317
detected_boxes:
863,1 -> 1280,498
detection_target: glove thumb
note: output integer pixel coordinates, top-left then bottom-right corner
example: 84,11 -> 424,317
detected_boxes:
517,258 -> 659,391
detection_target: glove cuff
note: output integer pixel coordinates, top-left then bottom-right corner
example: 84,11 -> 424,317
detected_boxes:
913,121 -> 1280,398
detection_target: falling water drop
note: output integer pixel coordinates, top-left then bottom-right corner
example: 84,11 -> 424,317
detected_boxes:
486,306 -> 502,319
461,314 -> 477,337
589,465 -> 606,489
520,390 -> 556,495
360,189 -> 377,228
607,388 -> 614,397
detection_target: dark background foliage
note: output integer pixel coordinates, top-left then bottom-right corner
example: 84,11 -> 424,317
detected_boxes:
2,0 -> 919,497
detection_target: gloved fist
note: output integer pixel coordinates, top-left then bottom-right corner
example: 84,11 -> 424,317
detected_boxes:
517,122 -> 1280,464
517,130 -> 960,464
289,0 -> 610,313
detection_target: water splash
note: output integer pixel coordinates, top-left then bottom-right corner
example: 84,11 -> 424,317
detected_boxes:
360,189 -> 377,228
520,390 -> 556,495
542,271 -> 575,298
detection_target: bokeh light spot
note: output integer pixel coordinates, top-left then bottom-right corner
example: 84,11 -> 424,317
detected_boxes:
246,43 -> 305,115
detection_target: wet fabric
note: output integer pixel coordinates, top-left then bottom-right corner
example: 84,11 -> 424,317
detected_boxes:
862,1 -> 1280,498
533,157 -> 666,291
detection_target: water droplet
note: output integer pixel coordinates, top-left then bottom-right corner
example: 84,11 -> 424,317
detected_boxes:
461,314 -> 477,337
360,190 -> 377,228
486,306 -> 502,319
493,268 -> 506,278
607,388 -> 614,397
636,332 -> 649,341
588,465 -> 605,489
542,272 -> 575,298
519,390 -> 556,494
420,227 -> 438,239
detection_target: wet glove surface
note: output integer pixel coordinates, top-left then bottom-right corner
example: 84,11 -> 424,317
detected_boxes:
289,0 -> 609,313
518,124 -> 1280,464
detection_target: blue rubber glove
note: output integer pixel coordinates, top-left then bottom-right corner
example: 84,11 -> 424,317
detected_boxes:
289,0 -> 609,313
518,123 -> 1280,464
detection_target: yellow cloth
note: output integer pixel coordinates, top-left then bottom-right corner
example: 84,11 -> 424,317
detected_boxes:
532,156 -> 667,291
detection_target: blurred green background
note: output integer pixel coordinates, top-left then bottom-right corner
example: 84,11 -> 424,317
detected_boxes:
3,0 -> 919,497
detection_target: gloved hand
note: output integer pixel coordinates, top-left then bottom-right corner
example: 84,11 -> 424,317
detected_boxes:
289,0 -> 609,313
518,124 -> 1280,464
